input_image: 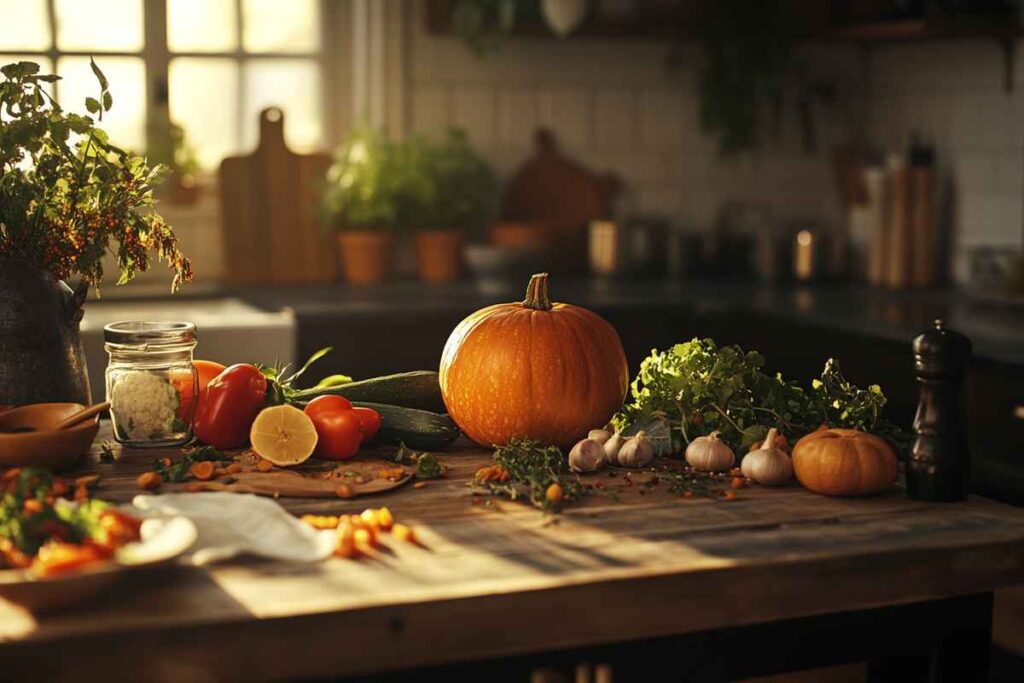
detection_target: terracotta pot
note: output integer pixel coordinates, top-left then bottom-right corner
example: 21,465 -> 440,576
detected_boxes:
415,229 -> 465,283
335,231 -> 394,285
490,222 -> 557,252
0,260 -> 91,407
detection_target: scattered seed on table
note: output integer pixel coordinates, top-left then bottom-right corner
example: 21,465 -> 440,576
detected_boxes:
413,482 -> 427,489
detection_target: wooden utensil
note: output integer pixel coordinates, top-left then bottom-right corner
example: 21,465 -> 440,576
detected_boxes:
0,402 -> 100,471
52,402 -> 110,431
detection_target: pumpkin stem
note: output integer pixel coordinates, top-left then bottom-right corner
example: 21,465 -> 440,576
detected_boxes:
522,273 -> 553,311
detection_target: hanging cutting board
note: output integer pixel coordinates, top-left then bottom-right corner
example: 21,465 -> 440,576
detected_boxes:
219,108 -> 336,284
502,129 -> 619,227
500,129 -> 619,273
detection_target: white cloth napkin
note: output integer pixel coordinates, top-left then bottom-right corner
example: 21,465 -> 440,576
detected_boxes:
129,492 -> 335,566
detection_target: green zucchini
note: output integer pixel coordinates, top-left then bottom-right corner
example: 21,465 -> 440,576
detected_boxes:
294,371 -> 445,413
352,401 -> 459,451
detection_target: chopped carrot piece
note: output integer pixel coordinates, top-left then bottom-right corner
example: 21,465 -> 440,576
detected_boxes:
256,459 -> 274,473
74,475 -> 100,489
392,524 -> 417,545
136,472 -> 162,491
190,461 -> 216,481
226,463 -> 242,474
359,508 -> 380,531
413,482 -> 427,489
23,499 -> 43,515
335,484 -> 353,499
376,507 -> 394,531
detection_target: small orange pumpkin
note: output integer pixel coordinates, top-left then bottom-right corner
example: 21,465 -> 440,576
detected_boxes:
792,428 -> 897,496
439,273 -> 628,450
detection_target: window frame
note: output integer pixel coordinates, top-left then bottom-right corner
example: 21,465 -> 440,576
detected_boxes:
0,0 -> 335,170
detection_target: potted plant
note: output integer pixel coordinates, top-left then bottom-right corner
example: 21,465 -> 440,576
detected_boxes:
406,130 -> 496,284
0,60 -> 192,407
149,121 -> 201,205
321,127 -> 401,284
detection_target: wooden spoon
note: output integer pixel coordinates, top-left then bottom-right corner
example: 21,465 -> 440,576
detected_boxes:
51,402 -> 111,431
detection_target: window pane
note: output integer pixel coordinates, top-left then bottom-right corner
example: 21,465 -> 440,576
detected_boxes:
0,0 -> 50,51
169,57 -> 240,169
243,59 -> 322,153
57,57 -> 146,152
55,0 -> 142,52
168,0 -> 237,53
242,0 -> 319,53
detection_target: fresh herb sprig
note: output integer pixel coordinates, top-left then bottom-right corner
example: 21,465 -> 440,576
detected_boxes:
0,60 -> 191,291
479,439 -> 584,512
154,445 -> 230,483
614,338 -> 909,455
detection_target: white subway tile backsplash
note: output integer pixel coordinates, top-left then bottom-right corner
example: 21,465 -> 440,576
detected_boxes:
994,152 -> 1024,195
537,87 -> 592,153
594,89 -> 637,150
452,87 -> 497,149
960,192 -> 1024,245
639,88 -> 685,149
410,85 -> 451,136
496,89 -> 538,149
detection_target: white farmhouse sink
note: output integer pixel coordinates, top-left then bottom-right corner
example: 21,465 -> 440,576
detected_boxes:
81,298 -> 295,404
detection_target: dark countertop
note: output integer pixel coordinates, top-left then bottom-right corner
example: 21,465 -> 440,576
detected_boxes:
94,278 -> 1024,369
227,279 -> 1024,370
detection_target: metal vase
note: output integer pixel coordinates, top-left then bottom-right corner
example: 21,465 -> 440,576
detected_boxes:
0,260 -> 91,407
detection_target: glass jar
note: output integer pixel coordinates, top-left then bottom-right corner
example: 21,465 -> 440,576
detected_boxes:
104,321 -> 197,448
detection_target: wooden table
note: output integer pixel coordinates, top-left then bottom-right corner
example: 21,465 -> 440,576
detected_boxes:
2,424 -> 1024,682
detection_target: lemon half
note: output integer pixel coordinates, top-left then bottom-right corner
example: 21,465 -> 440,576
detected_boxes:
250,405 -> 318,467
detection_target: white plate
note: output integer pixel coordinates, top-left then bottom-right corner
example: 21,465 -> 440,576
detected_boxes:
0,516 -> 197,612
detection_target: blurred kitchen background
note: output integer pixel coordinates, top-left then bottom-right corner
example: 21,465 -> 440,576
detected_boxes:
3,0 -> 1023,502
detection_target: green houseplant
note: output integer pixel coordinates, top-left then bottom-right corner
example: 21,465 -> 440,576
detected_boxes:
321,127 -> 402,284
407,130 -> 496,283
0,60 -> 191,407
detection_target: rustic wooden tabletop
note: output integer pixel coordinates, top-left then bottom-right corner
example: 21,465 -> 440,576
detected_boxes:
2,423 -> 1024,681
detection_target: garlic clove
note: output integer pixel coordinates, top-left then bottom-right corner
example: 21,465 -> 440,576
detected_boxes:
617,431 -> 655,469
569,438 -> 605,473
740,428 -> 793,486
603,430 -> 625,466
588,429 -> 613,445
685,430 -> 735,472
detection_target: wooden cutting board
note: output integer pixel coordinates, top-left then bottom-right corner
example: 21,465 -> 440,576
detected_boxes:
502,129 -> 619,228
181,448 -> 413,499
219,108 -> 336,284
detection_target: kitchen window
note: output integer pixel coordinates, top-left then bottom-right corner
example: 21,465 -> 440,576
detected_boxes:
0,0 -> 327,170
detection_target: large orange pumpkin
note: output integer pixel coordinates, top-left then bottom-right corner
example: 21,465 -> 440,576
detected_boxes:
439,273 -> 628,450
792,428 -> 897,496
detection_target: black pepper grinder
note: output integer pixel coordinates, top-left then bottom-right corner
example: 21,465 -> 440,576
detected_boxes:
907,319 -> 973,502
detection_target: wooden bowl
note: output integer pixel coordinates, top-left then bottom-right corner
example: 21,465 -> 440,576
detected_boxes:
0,403 -> 100,471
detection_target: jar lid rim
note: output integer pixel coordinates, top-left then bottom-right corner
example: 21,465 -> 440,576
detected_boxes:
104,320 -> 196,346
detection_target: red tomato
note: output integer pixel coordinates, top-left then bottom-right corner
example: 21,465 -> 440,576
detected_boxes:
303,395 -> 352,418
351,406 -> 381,442
303,407 -> 363,461
193,364 -> 268,449
173,360 -> 227,423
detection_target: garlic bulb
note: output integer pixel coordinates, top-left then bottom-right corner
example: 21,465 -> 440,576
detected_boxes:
685,431 -> 735,472
617,431 -> 655,469
588,429 -> 613,445
568,438 -> 605,473
603,430 -> 625,466
741,428 -> 793,486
